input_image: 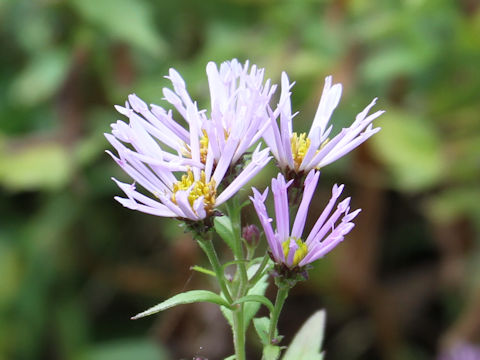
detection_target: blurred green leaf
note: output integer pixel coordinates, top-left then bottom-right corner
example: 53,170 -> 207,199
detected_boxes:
71,0 -> 166,57
9,49 -> 70,106
370,111 -> 444,191
0,142 -> 73,191
282,310 -> 326,360
80,339 -> 167,360
0,242 -> 22,307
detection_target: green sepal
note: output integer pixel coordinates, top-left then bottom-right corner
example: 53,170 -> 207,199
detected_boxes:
282,310 -> 326,360
213,215 -> 235,252
131,290 -> 232,320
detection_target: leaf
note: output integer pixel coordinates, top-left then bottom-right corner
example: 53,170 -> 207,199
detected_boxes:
9,49 -> 70,106
233,295 -> 274,313
190,265 -> 216,277
214,216 -> 235,252
220,263 -> 270,331
80,339 -> 168,360
370,110 -> 444,191
0,142 -> 73,191
131,290 -> 231,320
71,0 -> 166,57
282,310 -> 326,360
264,345 -> 282,360
253,317 -> 270,346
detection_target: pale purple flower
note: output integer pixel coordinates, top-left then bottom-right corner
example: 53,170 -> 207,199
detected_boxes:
264,73 -> 384,174
107,142 -> 271,221
112,59 -> 276,168
250,170 -> 360,268
106,59 -> 274,221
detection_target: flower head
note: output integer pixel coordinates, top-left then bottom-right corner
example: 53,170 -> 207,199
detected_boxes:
264,73 -> 384,174
112,59 -> 276,169
250,170 -> 360,268
108,143 -> 270,221
106,59 -> 274,221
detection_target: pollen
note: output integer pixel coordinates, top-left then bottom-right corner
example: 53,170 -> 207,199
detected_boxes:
282,236 -> 309,267
171,170 -> 217,215
291,132 -> 311,170
181,130 -> 210,164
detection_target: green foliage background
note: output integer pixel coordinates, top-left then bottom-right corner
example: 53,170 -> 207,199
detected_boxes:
1,0 -> 479,359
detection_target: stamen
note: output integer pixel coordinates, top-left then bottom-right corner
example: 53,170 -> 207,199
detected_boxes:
171,170 -> 217,214
291,132 -> 311,170
282,236 -> 308,267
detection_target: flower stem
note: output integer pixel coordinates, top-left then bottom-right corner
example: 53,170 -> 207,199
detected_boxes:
232,305 -> 246,360
268,285 -> 290,344
249,253 -> 271,286
197,236 -> 233,303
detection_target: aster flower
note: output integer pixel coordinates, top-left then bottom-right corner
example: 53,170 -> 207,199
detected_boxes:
250,170 -> 360,269
264,73 -> 384,175
106,140 -> 271,221
112,59 -> 276,169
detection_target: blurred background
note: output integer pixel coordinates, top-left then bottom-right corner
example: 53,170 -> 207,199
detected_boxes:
1,0 -> 480,359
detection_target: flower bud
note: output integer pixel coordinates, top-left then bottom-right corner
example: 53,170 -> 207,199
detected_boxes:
242,224 -> 260,246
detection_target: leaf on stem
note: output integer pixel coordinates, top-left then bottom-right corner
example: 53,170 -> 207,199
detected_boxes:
131,290 -> 231,320
233,295 -> 274,313
214,216 -> 235,252
190,265 -> 216,277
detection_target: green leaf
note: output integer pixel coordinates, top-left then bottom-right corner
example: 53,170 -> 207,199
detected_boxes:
282,310 -> 326,360
254,317 -> 270,345
264,345 -> 281,360
233,295 -> 274,313
220,263 -> 270,331
190,265 -> 216,277
370,110 -> 444,191
80,339 -> 168,360
242,264 -> 270,332
9,49 -> 70,106
71,0 -> 166,57
131,290 -> 231,320
0,142 -> 73,191
214,216 -> 235,252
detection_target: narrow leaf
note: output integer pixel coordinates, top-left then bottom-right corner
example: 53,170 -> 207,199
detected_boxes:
131,290 -> 231,320
190,265 -> 215,277
234,295 -> 274,313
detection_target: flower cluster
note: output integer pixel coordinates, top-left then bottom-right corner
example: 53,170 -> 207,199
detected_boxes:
106,60 -> 272,221
107,58 -> 383,267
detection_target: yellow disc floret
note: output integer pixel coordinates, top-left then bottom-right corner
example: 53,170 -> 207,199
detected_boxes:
291,132 -> 311,170
171,170 -> 217,215
181,130 -> 210,164
282,236 -> 309,267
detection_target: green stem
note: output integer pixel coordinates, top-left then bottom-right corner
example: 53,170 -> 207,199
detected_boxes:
227,198 -> 248,289
249,254 -> 271,286
232,305 -> 246,360
197,236 -> 233,303
268,285 -> 290,344
226,197 -> 248,359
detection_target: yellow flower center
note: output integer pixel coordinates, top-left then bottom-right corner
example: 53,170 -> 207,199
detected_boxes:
171,170 -> 217,215
282,236 -> 309,267
291,132 -> 311,170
